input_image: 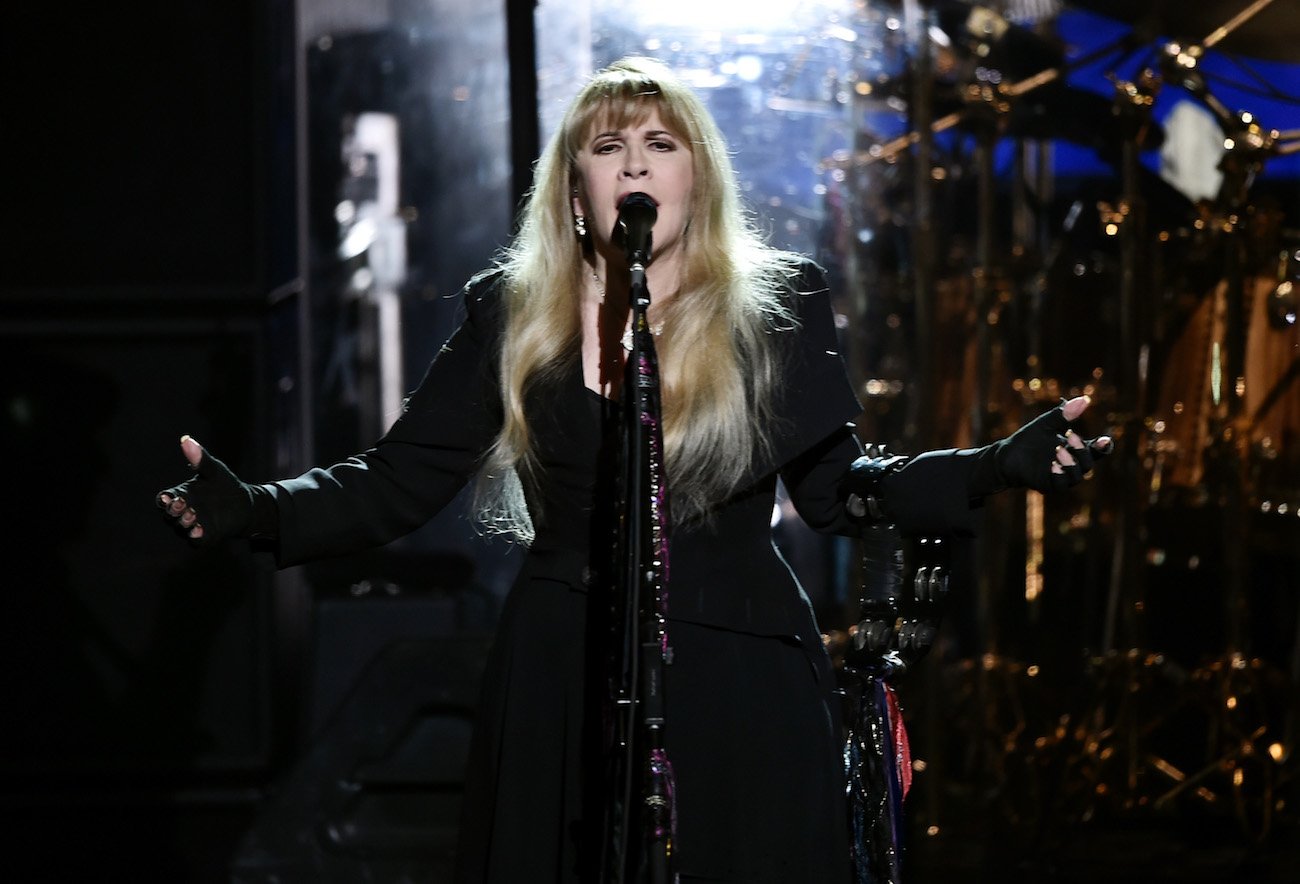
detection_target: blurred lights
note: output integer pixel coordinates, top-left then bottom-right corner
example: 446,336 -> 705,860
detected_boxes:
629,0 -> 840,29
350,266 -> 374,292
734,54 -> 764,82
340,217 -> 378,261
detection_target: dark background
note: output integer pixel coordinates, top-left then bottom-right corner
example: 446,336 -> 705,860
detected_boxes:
3,1 -> 511,879
2,1 -> 1298,881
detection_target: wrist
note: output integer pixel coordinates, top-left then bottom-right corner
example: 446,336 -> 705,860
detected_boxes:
844,448 -> 911,525
965,442 -> 1004,500
244,483 -> 280,539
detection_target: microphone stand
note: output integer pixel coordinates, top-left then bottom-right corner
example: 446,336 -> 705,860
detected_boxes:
604,253 -> 677,884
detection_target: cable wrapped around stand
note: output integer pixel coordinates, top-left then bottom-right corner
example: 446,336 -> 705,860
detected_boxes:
604,251 -> 678,884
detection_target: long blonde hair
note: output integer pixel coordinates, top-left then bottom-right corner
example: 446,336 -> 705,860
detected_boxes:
476,57 -> 803,542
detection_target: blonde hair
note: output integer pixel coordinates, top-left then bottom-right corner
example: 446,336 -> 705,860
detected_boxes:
476,57 -> 803,542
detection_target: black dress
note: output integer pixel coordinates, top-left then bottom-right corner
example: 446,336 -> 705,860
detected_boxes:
263,261 -> 981,882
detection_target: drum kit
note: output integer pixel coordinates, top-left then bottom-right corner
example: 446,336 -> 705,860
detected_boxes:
825,0 -> 1300,849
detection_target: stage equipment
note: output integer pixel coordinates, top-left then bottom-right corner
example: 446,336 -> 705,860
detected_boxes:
822,0 -> 1299,846
1043,0 -> 1300,838
820,7 -> 1135,845
1067,0 -> 1300,62
229,637 -> 491,883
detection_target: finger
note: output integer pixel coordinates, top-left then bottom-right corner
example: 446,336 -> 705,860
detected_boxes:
188,523 -> 205,541
1049,462 -> 1070,490
157,492 -> 173,508
168,497 -> 188,516
1091,436 -> 1113,458
1056,445 -> 1077,468
180,435 -> 204,469
1061,395 -> 1091,422
1066,431 -> 1096,472
1052,448 -> 1084,485
179,508 -> 198,528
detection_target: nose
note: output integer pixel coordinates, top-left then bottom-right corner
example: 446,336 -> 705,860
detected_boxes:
620,144 -> 649,179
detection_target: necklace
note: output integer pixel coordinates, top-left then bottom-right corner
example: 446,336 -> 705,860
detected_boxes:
590,269 -> 664,350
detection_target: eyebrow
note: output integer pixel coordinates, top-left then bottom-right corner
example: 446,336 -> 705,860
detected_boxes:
591,128 -> 678,142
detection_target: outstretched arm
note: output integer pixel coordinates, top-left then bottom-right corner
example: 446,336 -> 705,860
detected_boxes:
155,273 -> 507,565
784,396 -> 1112,537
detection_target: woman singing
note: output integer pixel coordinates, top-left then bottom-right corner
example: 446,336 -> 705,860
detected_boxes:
159,56 -> 1108,883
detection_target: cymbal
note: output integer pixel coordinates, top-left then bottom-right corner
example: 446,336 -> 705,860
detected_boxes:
1067,0 -> 1300,62
1006,82 -> 1166,153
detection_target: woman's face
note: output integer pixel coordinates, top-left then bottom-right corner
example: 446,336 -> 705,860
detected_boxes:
571,107 -> 695,273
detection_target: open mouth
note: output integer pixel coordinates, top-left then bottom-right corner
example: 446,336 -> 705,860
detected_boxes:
617,191 -> 659,209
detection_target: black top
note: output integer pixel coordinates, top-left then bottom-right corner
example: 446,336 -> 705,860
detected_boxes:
274,262 -> 832,632
265,259 -> 984,634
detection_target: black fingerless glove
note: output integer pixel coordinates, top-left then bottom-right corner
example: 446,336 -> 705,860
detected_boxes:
157,446 -> 278,544
968,402 -> 1111,497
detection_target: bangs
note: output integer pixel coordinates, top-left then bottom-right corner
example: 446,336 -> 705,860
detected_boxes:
563,76 -> 696,160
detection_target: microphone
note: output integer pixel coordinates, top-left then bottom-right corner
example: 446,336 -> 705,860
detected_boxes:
616,192 -> 657,266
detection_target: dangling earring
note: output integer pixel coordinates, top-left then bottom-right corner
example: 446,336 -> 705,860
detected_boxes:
574,214 -> 588,238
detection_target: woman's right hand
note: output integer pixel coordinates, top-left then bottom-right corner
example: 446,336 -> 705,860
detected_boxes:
157,435 -> 265,543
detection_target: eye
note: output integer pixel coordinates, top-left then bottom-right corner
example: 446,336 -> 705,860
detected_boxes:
593,140 -> 621,155
649,138 -> 677,152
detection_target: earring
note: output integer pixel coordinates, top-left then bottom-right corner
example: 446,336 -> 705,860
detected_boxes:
574,214 -> 588,238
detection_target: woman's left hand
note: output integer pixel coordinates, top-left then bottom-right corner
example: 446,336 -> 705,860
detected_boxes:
974,395 -> 1113,495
